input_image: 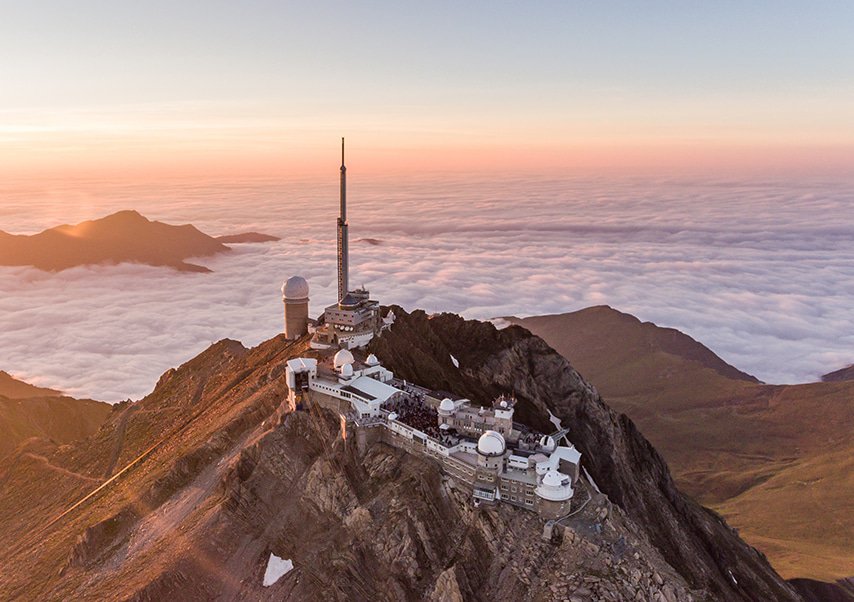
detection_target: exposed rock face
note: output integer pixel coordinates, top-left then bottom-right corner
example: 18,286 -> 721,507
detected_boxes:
369,307 -> 802,601
790,577 -> 854,602
0,309 -> 803,601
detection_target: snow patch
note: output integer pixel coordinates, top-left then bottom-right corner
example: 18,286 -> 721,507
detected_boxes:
583,466 -> 601,494
263,553 -> 294,587
547,409 -> 562,431
450,354 -> 460,368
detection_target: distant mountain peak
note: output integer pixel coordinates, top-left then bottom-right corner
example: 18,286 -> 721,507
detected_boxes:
0,211 -> 278,273
822,364 -> 854,382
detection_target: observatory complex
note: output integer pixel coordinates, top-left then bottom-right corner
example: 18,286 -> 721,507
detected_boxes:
279,141 -> 581,520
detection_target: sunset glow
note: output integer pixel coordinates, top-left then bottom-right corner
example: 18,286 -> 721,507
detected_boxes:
2,2 -> 852,179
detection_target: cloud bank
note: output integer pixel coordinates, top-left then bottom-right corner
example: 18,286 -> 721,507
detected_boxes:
1,174 -> 852,400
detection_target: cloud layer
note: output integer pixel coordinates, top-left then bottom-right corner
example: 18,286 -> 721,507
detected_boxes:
1,174 -> 853,400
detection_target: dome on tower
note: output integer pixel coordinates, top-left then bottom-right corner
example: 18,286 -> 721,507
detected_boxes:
477,430 -> 506,456
333,348 -> 355,369
340,363 -> 354,378
281,276 -> 310,300
365,353 -> 380,366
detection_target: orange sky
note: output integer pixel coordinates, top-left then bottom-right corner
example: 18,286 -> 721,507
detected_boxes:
2,3 -> 852,180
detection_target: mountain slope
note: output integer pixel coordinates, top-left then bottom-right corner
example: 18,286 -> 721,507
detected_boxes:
0,371 -> 62,399
823,365 -> 854,382
0,373 -> 110,459
510,307 -> 854,582
0,310 -> 802,601
0,210 -> 274,272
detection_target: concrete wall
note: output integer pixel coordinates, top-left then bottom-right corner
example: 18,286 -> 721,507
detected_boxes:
284,300 -> 309,339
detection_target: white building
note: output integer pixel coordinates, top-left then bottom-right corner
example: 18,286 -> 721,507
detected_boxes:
284,350 -> 582,520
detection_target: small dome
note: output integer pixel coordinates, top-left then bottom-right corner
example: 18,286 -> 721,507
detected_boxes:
542,470 -> 566,487
539,435 -> 557,451
477,430 -> 506,456
366,353 -> 379,366
333,348 -> 354,368
282,276 -> 309,299
500,400 -> 508,408
340,363 -> 354,377
438,398 -> 455,414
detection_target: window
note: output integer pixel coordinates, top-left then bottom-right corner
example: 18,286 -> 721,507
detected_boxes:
525,499 -> 534,506
511,495 -> 517,501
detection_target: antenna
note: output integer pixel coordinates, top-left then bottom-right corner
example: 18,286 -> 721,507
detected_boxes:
341,137 -> 345,167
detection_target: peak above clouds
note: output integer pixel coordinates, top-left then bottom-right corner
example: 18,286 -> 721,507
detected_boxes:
0,174 -> 852,400
0,210 -> 277,273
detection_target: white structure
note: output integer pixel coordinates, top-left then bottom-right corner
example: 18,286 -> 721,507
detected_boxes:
283,351 -> 582,519
477,430 -> 506,456
286,352 -> 399,418
536,470 -> 574,502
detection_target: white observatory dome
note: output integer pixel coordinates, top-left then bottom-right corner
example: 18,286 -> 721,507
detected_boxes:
333,348 -> 355,369
366,353 -> 380,366
340,363 -> 354,378
539,435 -> 557,451
438,398 -> 456,415
477,430 -> 506,456
282,276 -> 310,300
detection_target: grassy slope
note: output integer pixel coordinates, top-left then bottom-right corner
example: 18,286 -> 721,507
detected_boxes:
511,306 -> 854,581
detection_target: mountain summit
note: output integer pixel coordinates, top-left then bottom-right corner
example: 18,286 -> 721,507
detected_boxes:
0,308 -> 802,601
0,210 -> 277,273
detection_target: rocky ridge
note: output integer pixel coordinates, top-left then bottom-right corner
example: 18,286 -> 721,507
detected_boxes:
0,308 -> 804,600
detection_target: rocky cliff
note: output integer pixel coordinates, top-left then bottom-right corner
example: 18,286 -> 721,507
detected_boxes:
369,308 -> 802,601
0,309 -> 804,601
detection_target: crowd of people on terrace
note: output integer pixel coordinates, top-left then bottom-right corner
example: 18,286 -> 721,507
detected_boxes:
382,395 -> 442,439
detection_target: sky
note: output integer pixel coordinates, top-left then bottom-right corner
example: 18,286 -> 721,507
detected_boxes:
1,1 -> 853,178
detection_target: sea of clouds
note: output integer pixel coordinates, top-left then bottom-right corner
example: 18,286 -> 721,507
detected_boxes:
1,173 -> 853,401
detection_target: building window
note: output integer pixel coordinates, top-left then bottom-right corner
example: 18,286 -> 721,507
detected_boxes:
511,495 -> 517,501
525,499 -> 533,506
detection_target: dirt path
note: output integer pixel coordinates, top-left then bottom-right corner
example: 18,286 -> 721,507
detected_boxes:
103,405 -> 137,479
22,453 -> 103,485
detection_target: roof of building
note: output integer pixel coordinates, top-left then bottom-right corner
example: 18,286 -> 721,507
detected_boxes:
542,470 -> 568,487
477,430 -> 506,456
338,293 -> 362,308
286,357 -> 317,372
346,376 -> 401,404
282,276 -> 310,299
